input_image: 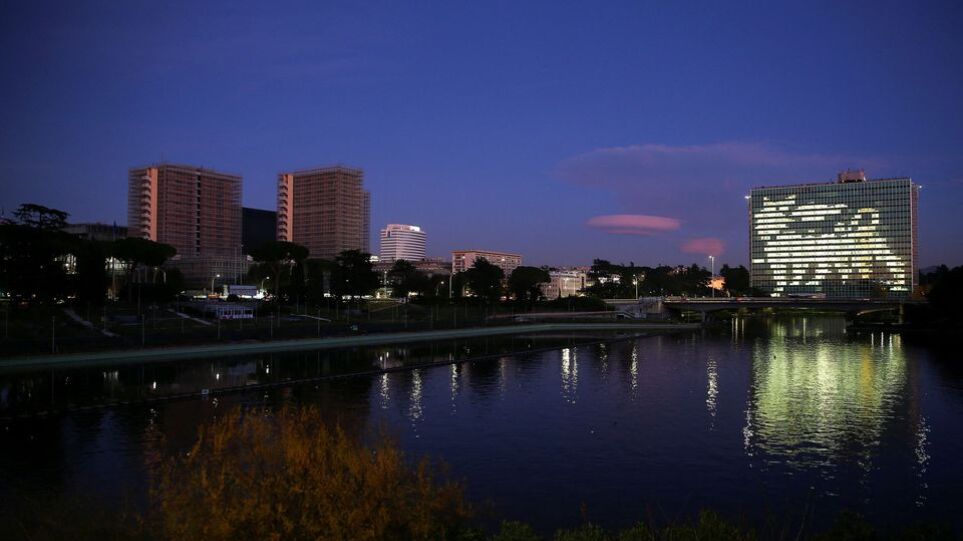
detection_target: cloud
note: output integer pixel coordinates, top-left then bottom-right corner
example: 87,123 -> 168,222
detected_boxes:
558,142 -> 884,260
681,237 -> 725,257
586,214 -> 681,236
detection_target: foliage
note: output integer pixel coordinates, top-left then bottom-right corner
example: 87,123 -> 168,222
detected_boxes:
461,258 -> 504,302
111,237 -> 177,277
249,240 -> 309,297
492,521 -> 541,541
389,259 -> 434,298
13,203 -> 69,230
304,258 -> 337,301
151,406 -> 472,541
72,239 -> 109,306
585,260 -> 711,299
925,265 -> 963,321
0,203 -> 74,302
540,295 -> 611,312
332,250 -> 379,299
508,266 -> 551,304
719,264 -> 751,296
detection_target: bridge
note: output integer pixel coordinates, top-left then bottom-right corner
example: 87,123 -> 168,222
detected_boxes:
605,296 -> 923,322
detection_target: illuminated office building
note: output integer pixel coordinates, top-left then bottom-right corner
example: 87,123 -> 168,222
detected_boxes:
749,170 -> 919,298
380,224 -> 427,262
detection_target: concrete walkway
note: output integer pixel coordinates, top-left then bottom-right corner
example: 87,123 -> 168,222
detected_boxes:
63,308 -> 118,338
0,322 -> 698,373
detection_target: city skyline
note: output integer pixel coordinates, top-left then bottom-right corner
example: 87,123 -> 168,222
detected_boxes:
1,2 -> 962,267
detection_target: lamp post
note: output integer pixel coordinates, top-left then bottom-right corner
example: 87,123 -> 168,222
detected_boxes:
632,277 -> 639,299
708,255 -> 715,298
211,273 -> 221,297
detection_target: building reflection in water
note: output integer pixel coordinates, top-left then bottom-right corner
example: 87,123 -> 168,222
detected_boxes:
560,348 -> 578,404
629,342 -> 639,394
706,355 -> 718,427
742,317 -> 926,497
408,369 -> 423,430
450,364 -> 460,413
379,373 -> 391,410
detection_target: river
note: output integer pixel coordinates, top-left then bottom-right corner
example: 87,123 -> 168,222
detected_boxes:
1,316 -> 961,534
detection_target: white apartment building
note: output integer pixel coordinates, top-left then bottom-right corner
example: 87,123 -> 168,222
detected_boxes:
380,224 -> 427,262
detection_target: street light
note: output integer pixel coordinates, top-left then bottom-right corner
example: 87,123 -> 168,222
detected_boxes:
211,273 -> 221,296
632,277 -> 639,299
708,256 -> 715,298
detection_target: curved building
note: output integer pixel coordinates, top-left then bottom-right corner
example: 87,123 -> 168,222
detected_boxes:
380,224 -> 427,262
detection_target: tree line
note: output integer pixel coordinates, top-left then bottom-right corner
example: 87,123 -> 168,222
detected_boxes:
0,204 -> 182,307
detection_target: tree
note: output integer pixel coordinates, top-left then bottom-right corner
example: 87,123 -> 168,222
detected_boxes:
72,239 -> 109,306
0,203 -> 74,302
508,266 -> 550,304
388,259 -> 432,298
927,265 -> 963,320
461,258 -> 504,302
719,264 -> 750,296
331,250 -> 379,299
111,237 -> 176,285
304,258 -> 336,302
249,241 -> 309,298
13,203 -> 68,231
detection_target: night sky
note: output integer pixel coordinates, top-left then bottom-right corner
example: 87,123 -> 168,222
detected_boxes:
1,1 -> 961,267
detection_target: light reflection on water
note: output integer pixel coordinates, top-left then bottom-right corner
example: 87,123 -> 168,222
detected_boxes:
1,317 -> 961,534
744,318 -> 911,474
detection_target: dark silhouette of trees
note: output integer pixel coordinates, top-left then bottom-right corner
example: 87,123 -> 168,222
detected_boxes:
0,203 -> 74,302
249,240 -> 309,298
303,258 -> 336,302
331,250 -> 378,299
462,258 -> 504,302
112,237 -> 177,281
508,266 -> 550,304
926,266 -> 963,321
584,259 -> 715,298
72,238 -> 109,306
719,264 -> 750,296
388,259 -> 433,298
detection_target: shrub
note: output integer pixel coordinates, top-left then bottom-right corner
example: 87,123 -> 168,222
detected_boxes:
151,406 -> 472,541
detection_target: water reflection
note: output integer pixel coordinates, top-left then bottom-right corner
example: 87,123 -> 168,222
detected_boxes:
706,355 -> 718,427
560,348 -> 578,404
744,317 -> 915,481
2,318 -> 959,534
0,332 -> 622,418
408,369 -> 423,428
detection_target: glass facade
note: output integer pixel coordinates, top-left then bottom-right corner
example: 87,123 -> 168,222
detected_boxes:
749,177 -> 918,298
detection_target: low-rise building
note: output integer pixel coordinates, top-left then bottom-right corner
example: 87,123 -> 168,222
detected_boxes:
541,269 -> 587,299
451,250 -> 521,276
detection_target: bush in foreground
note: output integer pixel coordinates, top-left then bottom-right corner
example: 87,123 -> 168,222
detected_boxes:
152,407 -> 472,541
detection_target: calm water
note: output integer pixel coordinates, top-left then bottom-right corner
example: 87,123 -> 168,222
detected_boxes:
2,317 -> 962,534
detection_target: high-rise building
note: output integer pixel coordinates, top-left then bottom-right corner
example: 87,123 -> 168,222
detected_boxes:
749,170 -> 919,298
277,166 -> 370,259
128,163 -> 242,257
242,207 -> 277,255
380,224 -> 426,262
451,249 -> 522,276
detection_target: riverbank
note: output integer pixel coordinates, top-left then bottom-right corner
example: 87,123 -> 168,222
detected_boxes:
0,322 -> 698,373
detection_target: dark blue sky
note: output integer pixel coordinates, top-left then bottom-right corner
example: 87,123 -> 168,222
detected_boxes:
2,1 -> 961,267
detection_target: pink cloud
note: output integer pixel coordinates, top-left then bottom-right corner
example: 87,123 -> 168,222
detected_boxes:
586,214 -> 681,236
681,237 -> 725,257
